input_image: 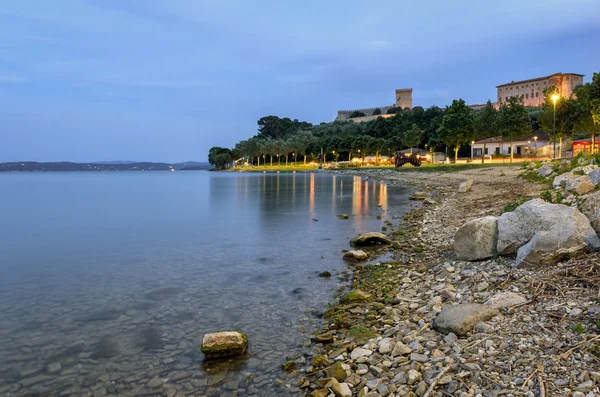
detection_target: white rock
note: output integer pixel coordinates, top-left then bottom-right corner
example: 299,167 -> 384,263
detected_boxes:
485,291 -> 528,309
378,338 -> 393,354
458,179 -> 473,193
496,199 -> 600,267
589,168 -> 600,186
454,216 -> 498,261
580,191 -> 600,235
350,348 -> 372,360
391,342 -> 412,356
536,164 -> 554,177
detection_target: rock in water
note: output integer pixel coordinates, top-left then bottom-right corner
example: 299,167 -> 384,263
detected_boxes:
454,216 -> 498,261
485,291 -> 528,309
409,191 -> 427,200
580,191 -> 600,234
432,304 -> 499,336
343,250 -> 368,262
565,175 -> 595,195
200,331 -> 248,358
349,232 -> 392,247
458,179 -> 473,193
337,214 -> 349,219
496,199 -> 600,267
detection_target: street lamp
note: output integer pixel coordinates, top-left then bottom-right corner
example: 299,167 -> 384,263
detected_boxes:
292,152 -> 296,166
533,136 -> 538,159
471,140 -> 475,160
528,140 -> 531,161
552,94 -> 560,159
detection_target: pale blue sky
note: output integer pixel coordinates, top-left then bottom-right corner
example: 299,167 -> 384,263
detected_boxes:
1,0 -> 599,162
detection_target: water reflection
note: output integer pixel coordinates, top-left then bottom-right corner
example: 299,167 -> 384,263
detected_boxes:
0,172 -> 409,397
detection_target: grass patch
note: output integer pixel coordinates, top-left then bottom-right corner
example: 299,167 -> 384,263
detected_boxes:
503,197 -> 528,213
348,326 -> 379,344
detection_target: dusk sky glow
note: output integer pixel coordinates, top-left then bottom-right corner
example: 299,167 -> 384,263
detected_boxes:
1,0 -> 599,162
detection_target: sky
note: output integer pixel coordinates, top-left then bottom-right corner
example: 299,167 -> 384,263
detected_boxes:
1,1 -> 599,163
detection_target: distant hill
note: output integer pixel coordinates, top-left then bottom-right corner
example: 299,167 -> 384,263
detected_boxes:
0,161 -> 211,172
91,160 -> 138,165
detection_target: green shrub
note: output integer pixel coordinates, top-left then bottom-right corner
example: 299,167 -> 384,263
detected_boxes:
503,197 -> 528,213
540,191 -> 553,203
572,322 -> 585,334
571,151 -> 584,168
556,191 -> 565,204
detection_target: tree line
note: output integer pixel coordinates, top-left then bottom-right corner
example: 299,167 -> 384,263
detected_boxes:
208,72 -> 600,169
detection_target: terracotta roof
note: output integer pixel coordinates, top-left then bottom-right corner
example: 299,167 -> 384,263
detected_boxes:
496,73 -> 584,88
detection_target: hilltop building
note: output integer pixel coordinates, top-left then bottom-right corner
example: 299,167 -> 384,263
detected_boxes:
333,72 -> 585,122
336,88 -> 412,122
496,72 -> 584,107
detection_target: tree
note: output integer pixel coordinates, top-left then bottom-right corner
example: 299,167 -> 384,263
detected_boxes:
436,99 -> 475,162
208,147 -> 233,169
257,116 -> 312,139
403,124 -> 424,153
349,111 -> 366,118
496,96 -> 531,162
474,101 -> 498,162
372,108 -> 381,115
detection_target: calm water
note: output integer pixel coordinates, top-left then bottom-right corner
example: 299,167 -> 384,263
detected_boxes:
0,171 -> 412,397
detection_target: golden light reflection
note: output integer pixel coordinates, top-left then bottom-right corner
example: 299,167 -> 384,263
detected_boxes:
309,173 -> 315,218
378,183 -> 388,210
364,180 -> 369,212
331,175 -> 336,211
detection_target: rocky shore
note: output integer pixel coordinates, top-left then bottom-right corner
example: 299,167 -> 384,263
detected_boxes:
302,166 -> 600,396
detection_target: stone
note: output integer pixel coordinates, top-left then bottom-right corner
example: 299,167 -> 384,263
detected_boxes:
350,232 -> 392,247
566,175 -> 595,195
379,338 -> 393,354
454,216 -> 498,261
496,199 -> 600,267
580,191 -> 600,234
553,172 -> 578,188
343,250 -> 368,262
46,362 -> 61,374
536,164 -> 554,177
342,289 -> 372,303
432,304 -> 499,336
484,291 -> 528,309
332,382 -> 352,397
392,342 -> 412,356
574,380 -> 593,392
588,168 -> 600,186
200,331 -> 248,358
310,390 -> 329,397
337,214 -> 349,219
327,362 -> 349,382
458,179 -> 473,193
147,377 -> 163,388
407,369 -> 422,385
572,164 -> 598,175
350,348 -> 372,360
409,191 -> 427,200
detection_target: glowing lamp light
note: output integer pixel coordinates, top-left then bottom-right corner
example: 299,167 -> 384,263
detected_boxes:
551,94 -> 560,103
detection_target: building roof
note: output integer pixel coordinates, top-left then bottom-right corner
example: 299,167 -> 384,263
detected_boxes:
474,133 -> 550,144
496,73 -> 584,88
572,138 -> 599,145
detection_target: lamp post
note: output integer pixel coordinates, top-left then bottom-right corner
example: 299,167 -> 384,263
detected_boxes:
332,150 -> 335,164
292,152 -> 296,166
471,140 -> 475,161
533,136 -> 537,159
528,140 -> 531,161
552,94 -> 560,159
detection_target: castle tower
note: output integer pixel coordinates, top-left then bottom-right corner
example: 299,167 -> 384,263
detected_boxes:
395,88 -> 413,109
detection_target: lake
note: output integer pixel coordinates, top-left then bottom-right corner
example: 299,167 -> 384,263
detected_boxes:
0,171 -> 413,397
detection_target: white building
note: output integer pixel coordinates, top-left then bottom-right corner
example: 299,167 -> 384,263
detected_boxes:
473,133 -> 551,158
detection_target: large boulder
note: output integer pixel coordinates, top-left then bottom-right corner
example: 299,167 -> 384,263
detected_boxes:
589,168 -> 600,186
496,199 -> 600,267
536,163 -> 554,177
432,304 -> 499,336
350,232 -> 392,247
572,164 -> 598,175
552,172 -> 578,189
565,175 -> 595,195
458,179 -> 473,193
580,191 -> 600,235
454,216 -> 498,261
200,331 -> 248,358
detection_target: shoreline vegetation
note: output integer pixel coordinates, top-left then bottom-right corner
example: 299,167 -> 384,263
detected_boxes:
296,164 -> 600,396
0,161 -> 210,172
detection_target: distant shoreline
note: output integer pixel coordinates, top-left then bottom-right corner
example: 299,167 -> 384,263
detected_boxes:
0,161 -> 210,172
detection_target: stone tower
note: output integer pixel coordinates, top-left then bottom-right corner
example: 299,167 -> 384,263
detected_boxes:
395,88 -> 413,109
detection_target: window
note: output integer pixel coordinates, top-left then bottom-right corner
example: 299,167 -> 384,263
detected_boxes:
536,92 -> 539,97
526,94 -> 529,99
485,148 -> 489,155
